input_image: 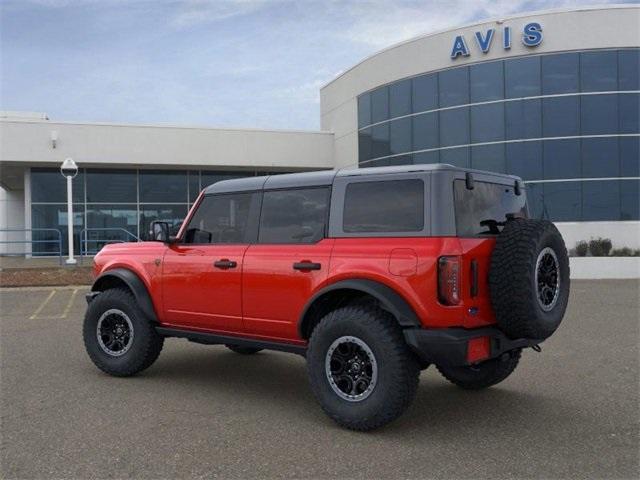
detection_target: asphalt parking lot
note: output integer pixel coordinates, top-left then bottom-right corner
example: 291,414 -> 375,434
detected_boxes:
1,280 -> 638,479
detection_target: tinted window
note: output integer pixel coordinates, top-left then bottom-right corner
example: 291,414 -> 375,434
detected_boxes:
389,79 -> 412,118
370,87 -> 389,123
581,94 -> 618,135
140,205 -> 188,239
358,129 -> 373,162
542,53 -> 579,94
620,180 -> 640,220
439,67 -> 469,107
543,139 -> 580,180
471,144 -> 505,173
139,170 -> 187,203
471,103 -> 504,143
620,137 -> 640,177
188,171 -> 200,203
526,183 -> 544,219
200,171 -> 248,189
505,57 -> 540,98
619,49 -> 640,90
542,96 -> 579,137
31,168 -> 84,203
389,117 -> 411,155
86,169 -> 136,203
619,93 -> 640,134
412,112 -> 438,150
358,93 -> 371,128
371,123 -> 390,158
454,180 -> 527,236
184,193 -> 257,244
440,108 -> 469,147
440,147 -> 470,168
343,180 -> 424,233
581,137 -> 619,178
581,51 -> 617,92
412,73 -> 438,113
86,205 -> 138,239
259,188 -> 329,244
31,204 -> 83,255
582,180 -> 620,221
413,150 -> 440,164
470,61 -> 504,102
507,141 -> 543,180
543,182 -> 581,221
505,99 -> 542,140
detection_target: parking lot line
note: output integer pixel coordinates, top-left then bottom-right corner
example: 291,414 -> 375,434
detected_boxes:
55,288 -> 79,319
29,290 -> 56,320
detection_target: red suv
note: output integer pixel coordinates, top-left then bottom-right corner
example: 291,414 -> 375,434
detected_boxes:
83,164 -> 570,431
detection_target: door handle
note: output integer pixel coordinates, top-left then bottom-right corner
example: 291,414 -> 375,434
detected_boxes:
293,261 -> 321,271
214,259 -> 237,269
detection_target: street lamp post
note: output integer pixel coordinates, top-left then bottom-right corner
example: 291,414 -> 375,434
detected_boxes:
60,158 -> 78,265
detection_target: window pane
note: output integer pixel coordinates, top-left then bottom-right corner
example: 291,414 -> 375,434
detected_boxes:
505,57 -> 540,98
581,51 -> 617,92
259,188 -> 329,244
581,94 -> 618,135
507,141 -> 543,180
184,193 -> 257,244
387,154 -> 413,166
201,171 -> 248,189
86,169 -> 136,203
389,117 -> 411,155
582,180 -> 620,221
139,170 -> 187,203
358,128 -> 373,162
344,180 -> 424,233
505,99 -> 542,140
413,151 -> 440,164
470,103 -> 504,143
86,205 -> 138,239
619,92 -> 640,134
620,180 -> 640,220
440,108 -> 469,147
542,96 -> 579,137
543,182 -> 581,221
31,168 -> 84,203
440,147 -> 470,168
526,183 -> 544,219
542,53 -> 579,94
140,205 -> 188,239
581,137 -> 619,178
470,61 -> 504,102
389,79 -> 411,118
371,123 -> 390,158
31,204 -> 83,256
619,49 -> 640,91
471,144 -> 505,173
370,87 -> 389,123
412,73 -> 438,113
412,112 -> 438,150
358,93 -> 371,128
543,139 -> 580,180
620,137 -> 640,177
439,67 -> 469,107
188,171 -> 200,203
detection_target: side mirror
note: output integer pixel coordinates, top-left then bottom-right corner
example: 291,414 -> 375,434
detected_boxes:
150,221 -> 170,243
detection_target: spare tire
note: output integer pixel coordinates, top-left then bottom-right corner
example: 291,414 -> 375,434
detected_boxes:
489,219 -> 570,340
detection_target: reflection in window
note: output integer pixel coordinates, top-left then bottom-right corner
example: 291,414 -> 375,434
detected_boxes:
582,180 -> 620,221
543,139 -> 580,180
440,108 -> 469,147
139,170 -> 188,203
412,73 -> 438,113
620,180 -> 640,220
370,87 -> 389,123
358,93 -> 371,128
505,56 -> 540,98
31,169 -> 84,203
439,67 -> 469,107
184,193 -> 257,244
31,204 -> 84,255
358,128 -> 373,162
618,49 -> 640,91
86,205 -> 138,237
389,79 -> 412,118
440,147 -> 470,168
201,171 -> 249,189
619,92 -> 640,134
581,94 -> 618,135
371,123 -> 390,158
620,137 -> 640,177
542,53 -> 579,94
87,170 -> 136,203
581,138 -> 619,178
507,142 -> 543,180
543,182 -> 581,221
140,205 -> 188,240
505,99 -> 542,140
188,171 -> 200,203
413,151 -> 440,164
470,61 -> 504,102
471,144 -> 506,173
412,112 -> 438,151
390,118 -> 411,155
526,183 -> 544,219
542,96 -> 579,137
471,103 -> 504,143
581,51 -> 617,92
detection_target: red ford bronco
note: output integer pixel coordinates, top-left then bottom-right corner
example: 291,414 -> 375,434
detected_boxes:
83,164 -> 570,431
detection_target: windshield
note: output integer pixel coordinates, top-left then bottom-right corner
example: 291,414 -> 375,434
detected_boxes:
454,179 -> 528,236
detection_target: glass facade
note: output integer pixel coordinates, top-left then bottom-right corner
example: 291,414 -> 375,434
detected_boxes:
30,168 -> 291,255
357,49 -> 640,222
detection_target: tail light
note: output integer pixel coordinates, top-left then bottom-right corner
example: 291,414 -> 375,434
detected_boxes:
438,256 -> 461,305
467,336 -> 491,363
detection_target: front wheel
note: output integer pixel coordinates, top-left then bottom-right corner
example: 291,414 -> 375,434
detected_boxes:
436,349 -> 521,390
306,304 -> 420,431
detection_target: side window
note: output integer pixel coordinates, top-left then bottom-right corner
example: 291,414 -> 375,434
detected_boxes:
343,179 -> 424,233
259,188 -> 330,244
183,192 -> 258,244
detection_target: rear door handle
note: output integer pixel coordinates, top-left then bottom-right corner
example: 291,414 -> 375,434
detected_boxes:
214,259 -> 237,269
293,261 -> 321,271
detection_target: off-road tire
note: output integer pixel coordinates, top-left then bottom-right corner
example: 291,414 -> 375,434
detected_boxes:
307,304 -> 420,431
225,344 -> 263,355
489,218 -> 570,340
437,349 -> 521,390
83,288 -> 164,377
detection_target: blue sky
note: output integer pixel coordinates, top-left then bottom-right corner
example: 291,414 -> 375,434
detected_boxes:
0,0 -> 632,130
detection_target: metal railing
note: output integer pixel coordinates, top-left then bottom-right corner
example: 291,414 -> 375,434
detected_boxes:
79,228 -> 141,262
0,228 -> 64,265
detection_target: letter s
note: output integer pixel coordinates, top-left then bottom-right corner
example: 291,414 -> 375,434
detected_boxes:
522,22 -> 543,47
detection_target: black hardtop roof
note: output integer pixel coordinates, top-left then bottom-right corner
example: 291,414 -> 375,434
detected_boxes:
203,164 -> 521,194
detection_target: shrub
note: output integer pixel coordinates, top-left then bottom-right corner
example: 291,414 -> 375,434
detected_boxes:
589,237 -> 612,257
574,241 -> 589,257
610,247 -> 640,257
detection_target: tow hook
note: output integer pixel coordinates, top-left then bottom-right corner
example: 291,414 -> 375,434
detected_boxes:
531,344 -> 542,353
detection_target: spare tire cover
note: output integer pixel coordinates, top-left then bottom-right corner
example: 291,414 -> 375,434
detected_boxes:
488,219 -> 570,340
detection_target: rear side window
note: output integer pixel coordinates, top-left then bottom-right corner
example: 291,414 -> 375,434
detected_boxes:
454,180 -> 528,236
259,188 -> 330,244
183,192 -> 259,244
343,179 -> 424,233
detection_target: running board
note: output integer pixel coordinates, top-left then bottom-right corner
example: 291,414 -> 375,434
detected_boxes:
156,327 -> 307,356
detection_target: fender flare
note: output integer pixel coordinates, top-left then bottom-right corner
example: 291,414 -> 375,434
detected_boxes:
91,268 -> 158,323
298,279 -> 422,337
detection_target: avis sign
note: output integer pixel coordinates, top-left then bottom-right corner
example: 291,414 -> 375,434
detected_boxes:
450,22 -> 543,59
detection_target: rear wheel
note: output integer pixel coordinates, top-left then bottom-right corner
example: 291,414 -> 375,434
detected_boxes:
83,288 -> 164,377
225,344 -> 263,355
306,304 -> 419,431
437,349 -> 521,390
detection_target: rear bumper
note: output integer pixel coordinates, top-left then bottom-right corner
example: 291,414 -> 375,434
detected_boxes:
403,327 -> 542,367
